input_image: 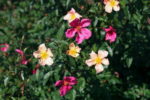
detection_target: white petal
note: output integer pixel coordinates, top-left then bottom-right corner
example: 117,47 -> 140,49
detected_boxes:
39,57 -> 53,66
98,50 -> 108,59
102,58 -> 109,66
95,64 -> 104,74
70,8 -> 76,13
72,53 -> 79,58
39,59 -> 46,66
113,5 -> 120,11
39,43 -> 46,52
76,46 -> 81,53
47,48 -> 53,57
105,4 -> 113,13
85,59 -> 96,67
63,14 -> 71,20
75,13 -> 82,19
33,51 -> 40,58
90,51 -> 98,59
45,57 -> 54,66
69,43 -> 75,49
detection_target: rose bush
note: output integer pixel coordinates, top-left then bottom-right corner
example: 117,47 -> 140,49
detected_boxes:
0,0 -> 150,100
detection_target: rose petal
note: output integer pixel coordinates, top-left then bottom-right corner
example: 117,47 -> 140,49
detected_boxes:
90,51 -> 98,59
80,18 -> 91,27
102,58 -> 109,66
113,5 -> 120,11
15,49 -> 24,56
80,28 -> 92,39
65,28 -> 77,38
59,86 -> 72,96
32,69 -> 37,74
39,57 -> 53,66
105,4 -> 112,13
55,80 -> 63,86
69,18 -> 80,27
21,58 -> 28,65
64,76 -> 77,85
98,50 -> 108,59
95,64 -> 104,73
33,51 -> 41,58
105,32 -> 117,43
75,34 -> 84,44
0,43 -> 9,52
85,59 -> 96,67
38,44 -> 47,52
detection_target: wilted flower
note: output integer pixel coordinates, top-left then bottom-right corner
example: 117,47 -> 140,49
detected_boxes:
64,8 -> 82,23
33,44 -> 53,66
0,43 -> 9,52
66,18 -> 92,44
15,49 -> 28,65
66,43 -> 81,58
85,50 -> 109,73
104,0 -> 120,13
55,76 -> 77,96
103,26 -> 117,43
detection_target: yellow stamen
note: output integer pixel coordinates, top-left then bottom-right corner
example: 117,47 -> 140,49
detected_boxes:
40,51 -> 49,59
110,0 -> 116,7
69,49 -> 77,56
70,14 -> 76,20
95,57 -> 102,64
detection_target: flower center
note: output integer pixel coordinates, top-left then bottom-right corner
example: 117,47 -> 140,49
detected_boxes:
95,57 -> 102,64
69,49 -> 77,56
76,26 -> 81,30
70,14 -> 76,20
40,51 -> 49,59
63,81 -> 69,86
110,0 -> 116,7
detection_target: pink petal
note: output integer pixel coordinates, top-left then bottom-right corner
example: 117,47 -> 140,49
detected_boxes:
105,32 -> 117,43
59,86 -> 72,96
32,69 -> 37,74
21,58 -> 28,65
65,28 -> 77,38
85,59 -> 96,67
69,18 -> 80,27
104,26 -> 117,43
64,76 -> 77,85
75,35 -> 84,44
81,18 -> 91,27
80,28 -> 92,39
103,26 -> 115,32
0,43 -> 9,52
15,49 -> 24,56
55,80 -> 63,86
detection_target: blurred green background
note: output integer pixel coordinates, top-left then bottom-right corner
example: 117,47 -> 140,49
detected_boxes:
0,0 -> 150,100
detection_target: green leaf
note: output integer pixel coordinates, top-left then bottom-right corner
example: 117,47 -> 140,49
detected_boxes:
126,58 -> 133,68
66,89 -> 76,100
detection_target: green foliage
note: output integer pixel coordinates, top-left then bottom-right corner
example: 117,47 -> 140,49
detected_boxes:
0,0 -> 150,100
